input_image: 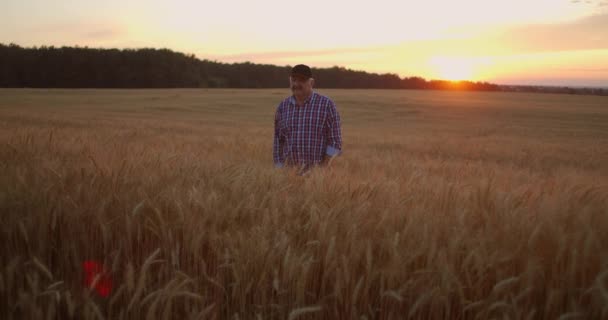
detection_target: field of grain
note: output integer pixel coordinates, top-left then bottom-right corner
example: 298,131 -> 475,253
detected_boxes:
1,88 -> 607,319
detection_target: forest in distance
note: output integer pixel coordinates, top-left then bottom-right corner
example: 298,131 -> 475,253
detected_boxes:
2,43 -> 606,95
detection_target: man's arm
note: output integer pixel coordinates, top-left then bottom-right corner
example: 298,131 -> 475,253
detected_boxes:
273,106 -> 285,167
323,100 -> 342,166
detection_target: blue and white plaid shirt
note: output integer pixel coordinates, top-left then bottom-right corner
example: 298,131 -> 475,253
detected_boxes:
273,92 -> 342,167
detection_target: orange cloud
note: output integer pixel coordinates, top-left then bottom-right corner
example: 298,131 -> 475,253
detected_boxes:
492,13 -> 608,54
206,47 -> 379,64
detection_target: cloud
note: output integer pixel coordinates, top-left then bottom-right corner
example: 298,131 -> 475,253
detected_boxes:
25,21 -> 126,44
486,12 -> 608,54
226,11 -> 608,64
570,0 -> 608,7
207,47 -> 379,64
81,28 -> 124,40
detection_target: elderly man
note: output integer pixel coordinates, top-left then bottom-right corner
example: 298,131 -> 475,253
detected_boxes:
273,64 -> 342,175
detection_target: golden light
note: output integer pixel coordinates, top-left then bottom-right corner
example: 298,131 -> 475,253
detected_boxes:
427,56 -> 498,81
428,56 -> 476,81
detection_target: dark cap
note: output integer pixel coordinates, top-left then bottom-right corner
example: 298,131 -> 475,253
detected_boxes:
290,64 -> 312,79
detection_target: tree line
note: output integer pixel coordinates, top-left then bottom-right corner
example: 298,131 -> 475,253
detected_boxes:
0,43 -> 498,90
1,43 -> 605,95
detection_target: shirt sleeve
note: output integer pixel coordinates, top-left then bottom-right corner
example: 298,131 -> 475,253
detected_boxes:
324,100 -> 342,156
273,104 -> 285,166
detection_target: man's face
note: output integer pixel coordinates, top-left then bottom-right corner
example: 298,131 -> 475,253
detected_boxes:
290,76 -> 313,96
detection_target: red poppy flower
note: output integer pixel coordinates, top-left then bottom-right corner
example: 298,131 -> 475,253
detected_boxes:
83,260 -> 112,297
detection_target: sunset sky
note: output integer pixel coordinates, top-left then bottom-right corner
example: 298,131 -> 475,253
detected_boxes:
2,0 -> 607,86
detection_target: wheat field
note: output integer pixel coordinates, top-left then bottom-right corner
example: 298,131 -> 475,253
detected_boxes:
1,88 -> 607,319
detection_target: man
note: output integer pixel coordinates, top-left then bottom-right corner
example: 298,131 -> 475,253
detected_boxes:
273,64 -> 342,175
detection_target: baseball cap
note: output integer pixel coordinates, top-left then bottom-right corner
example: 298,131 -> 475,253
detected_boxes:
290,64 -> 312,79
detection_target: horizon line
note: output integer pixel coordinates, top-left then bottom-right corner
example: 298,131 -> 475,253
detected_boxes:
2,42 -> 606,89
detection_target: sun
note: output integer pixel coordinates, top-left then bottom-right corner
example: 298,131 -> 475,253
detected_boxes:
439,65 -> 474,82
429,56 -> 477,81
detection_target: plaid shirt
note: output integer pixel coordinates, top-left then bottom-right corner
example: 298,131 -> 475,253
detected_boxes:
274,92 -> 342,167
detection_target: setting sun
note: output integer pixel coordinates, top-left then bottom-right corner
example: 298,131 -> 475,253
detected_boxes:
430,56 -> 474,81
428,56 -> 495,81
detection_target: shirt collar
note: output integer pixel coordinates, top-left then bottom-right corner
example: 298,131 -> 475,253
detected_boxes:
290,91 -> 315,106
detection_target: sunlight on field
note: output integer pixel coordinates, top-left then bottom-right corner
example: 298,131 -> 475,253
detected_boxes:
1,89 -> 607,319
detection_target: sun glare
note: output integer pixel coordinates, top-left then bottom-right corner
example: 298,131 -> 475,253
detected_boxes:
429,56 -> 477,81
